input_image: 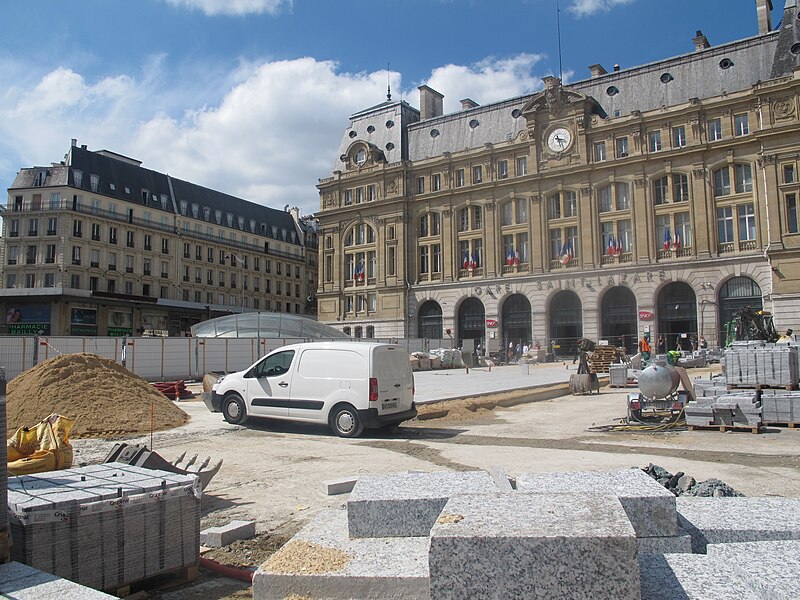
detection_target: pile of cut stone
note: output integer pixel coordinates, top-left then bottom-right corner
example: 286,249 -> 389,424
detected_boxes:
253,468 -> 800,599
642,463 -> 744,497
413,349 -> 464,370
724,341 -> 797,388
688,376 -> 762,428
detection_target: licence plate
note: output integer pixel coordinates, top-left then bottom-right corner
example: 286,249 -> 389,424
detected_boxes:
382,401 -> 398,410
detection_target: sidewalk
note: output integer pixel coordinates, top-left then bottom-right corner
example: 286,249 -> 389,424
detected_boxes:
412,361 -> 579,404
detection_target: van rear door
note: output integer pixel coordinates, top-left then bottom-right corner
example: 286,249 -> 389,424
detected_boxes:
372,346 -> 414,415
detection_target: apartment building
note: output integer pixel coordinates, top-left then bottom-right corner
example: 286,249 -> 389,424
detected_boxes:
316,0 -> 800,355
2,141 -> 317,336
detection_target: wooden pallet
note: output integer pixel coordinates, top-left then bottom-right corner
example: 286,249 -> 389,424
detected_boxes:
727,383 -> 797,391
763,421 -> 798,429
688,424 -> 761,434
109,563 -> 199,598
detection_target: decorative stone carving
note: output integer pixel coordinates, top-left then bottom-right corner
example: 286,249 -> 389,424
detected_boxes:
634,178 -> 646,189
581,186 -> 592,198
773,98 -> 795,120
692,168 -> 705,180
442,208 -> 453,217
387,178 -> 398,195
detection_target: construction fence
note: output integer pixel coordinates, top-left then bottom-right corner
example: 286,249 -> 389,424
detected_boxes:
0,336 -> 432,382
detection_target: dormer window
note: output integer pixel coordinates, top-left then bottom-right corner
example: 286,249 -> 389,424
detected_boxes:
355,149 -> 367,165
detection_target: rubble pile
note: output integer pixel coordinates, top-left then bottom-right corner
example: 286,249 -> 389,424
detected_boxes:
641,464 -> 744,498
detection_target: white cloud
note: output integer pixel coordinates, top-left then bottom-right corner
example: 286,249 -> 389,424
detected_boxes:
163,0 -> 292,16
568,0 -> 636,17
0,52 -> 553,217
424,54 -> 546,114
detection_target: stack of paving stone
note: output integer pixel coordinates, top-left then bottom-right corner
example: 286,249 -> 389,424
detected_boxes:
724,342 -> 798,388
7,463 -> 200,592
760,388 -> 800,424
684,392 -> 761,428
254,468 -> 800,599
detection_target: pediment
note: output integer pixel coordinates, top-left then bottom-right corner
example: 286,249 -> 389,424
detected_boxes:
340,142 -> 386,171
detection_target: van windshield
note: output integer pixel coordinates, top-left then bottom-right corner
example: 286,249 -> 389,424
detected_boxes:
254,350 -> 295,378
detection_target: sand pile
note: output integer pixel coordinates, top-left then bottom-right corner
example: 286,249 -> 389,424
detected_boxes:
7,353 -> 189,438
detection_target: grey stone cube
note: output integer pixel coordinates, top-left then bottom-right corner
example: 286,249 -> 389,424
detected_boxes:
429,493 -> 640,600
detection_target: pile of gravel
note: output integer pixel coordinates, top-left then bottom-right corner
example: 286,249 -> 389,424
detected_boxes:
641,464 -> 744,497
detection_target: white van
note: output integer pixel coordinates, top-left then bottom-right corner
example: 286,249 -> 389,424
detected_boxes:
209,341 -> 416,437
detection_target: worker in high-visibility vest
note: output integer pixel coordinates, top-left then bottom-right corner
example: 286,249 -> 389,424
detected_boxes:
639,334 -> 651,364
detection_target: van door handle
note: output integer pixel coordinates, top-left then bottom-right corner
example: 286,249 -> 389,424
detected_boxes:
278,382 -> 289,387
394,383 -> 401,387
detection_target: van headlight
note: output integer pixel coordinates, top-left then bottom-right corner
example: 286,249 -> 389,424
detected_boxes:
214,374 -> 226,388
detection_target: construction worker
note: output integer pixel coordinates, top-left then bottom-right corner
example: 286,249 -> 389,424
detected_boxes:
778,328 -> 794,343
639,334 -> 651,364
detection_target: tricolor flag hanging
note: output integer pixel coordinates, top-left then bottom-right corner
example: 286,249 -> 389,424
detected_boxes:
470,251 -> 479,269
671,231 -> 681,251
607,235 -> 616,256
615,236 -> 623,255
663,228 -> 672,251
559,241 -> 573,265
463,252 -> 470,270
513,250 -> 520,266
506,248 -> 515,266
354,261 -> 365,281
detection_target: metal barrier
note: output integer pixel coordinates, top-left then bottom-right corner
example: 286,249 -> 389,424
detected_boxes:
0,336 -> 434,382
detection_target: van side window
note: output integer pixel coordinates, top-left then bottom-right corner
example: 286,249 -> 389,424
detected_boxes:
254,350 -> 295,377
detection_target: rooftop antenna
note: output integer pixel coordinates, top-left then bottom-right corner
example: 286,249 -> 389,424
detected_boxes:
557,0 -> 564,80
386,62 -> 392,101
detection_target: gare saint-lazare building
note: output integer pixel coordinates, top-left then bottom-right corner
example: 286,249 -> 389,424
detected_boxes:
316,0 -> 800,357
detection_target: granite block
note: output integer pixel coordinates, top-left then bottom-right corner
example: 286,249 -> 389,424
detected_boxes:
429,493 -> 639,600
707,540 -> 800,600
0,561 -> 117,599
516,468 -> 678,537
201,520 -> 256,548
677,497 -> 800,553
321,476 -> 359,496
253,508 -> 430,600
347,471 -> 498,538
639,553 -> 760,600
636,533 -> 693,555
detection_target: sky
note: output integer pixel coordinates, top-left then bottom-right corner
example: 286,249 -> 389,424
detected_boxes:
0,0 -> 786,217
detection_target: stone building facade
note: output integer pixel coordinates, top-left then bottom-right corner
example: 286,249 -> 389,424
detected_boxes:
1,142 -> 318,337
317,0 -> 800,355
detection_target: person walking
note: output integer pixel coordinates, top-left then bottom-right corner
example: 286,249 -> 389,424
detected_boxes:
657,335 -> 666,354
639,334 -> 651,365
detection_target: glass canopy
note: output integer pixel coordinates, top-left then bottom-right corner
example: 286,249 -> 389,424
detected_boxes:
190,312 -> 349,339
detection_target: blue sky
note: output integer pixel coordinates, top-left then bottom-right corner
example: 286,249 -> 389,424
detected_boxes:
0,0 -> 785,216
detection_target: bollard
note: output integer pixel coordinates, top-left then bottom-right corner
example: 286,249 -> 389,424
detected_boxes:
465,366 -> 469,374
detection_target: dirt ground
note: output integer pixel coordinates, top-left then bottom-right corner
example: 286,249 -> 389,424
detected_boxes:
69,365 -> 800,599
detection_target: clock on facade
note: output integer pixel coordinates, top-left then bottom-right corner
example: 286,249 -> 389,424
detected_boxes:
546,126 -> 573,153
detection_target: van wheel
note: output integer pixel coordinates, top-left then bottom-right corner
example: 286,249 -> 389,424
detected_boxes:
222,394 -> 248,425
330,405 -> 364,438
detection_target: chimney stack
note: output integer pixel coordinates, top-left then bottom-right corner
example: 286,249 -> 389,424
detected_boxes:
460,98 -> 479,110
71,138 -> 77,147
756,0 -> 773,34
589,64 -> 608,78
418,85 -> 444,120
693,30 -> 711,51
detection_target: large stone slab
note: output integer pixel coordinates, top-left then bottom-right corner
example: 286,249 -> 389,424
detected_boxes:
0,561 -> 116,599
516,468 -> 678,537
253,508 -> 430,600
639,553 -> 760,600
347,471 -> 497,538
429,493 -> 640,600
707,540 -> 800,600
676,497 -> 800,553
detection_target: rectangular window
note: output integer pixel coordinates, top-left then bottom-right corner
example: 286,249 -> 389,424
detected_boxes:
648,131 -> 662,153
734,164 -> 753,194
673,174 -> 690,202
6,274 -> 16,288
616,136 -> 629,158
90,174 -> 100,192
45,244 -> 56,264
654,177 -> 669,205
734,113 -> 749,136
72,246 -> 81,265
787,194 -> 799,234
717,207 -> 734,243
618,220 -> 632,253
161,238 -> 169,254
674,211 -> 692,248
656,214 -> 671,250
109,227 -> 118,245
708,118 -> 723,141
548,194 -> 561,220
127,231 -> 135,248
417,177 -> 425,194
419,246 -> 429,274
738,204 -> 756,241
73,220 -> 82,237
356,187 -> 364,203
90,223 -> 100,241
516,156 -> 528,176
432,173 -> 441,191
27,219 -> 38,236
387,246 -> 396,276
472,205 -> 482,229
516,199 -> 528,223
47,217 -> 57,235
498,160 -> 508,179
672,126 -> 686,148
367,184 -> 376,201
565,191 -> 577,217
25,273 -> 35,288
26,245 -> 36,265
615,183 -> 630,210
550,230 -> 562,262
714,168 -> 731,197
456,169 -> 465,187
472,165 -> 482,184
593,142 -> 606,162
784,164 -> 795,184
598,186 -> 612,212
344,189 -> 353,205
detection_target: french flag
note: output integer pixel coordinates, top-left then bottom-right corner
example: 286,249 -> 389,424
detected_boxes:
663,228 -> 671,251
607,235 -> 616,256
470,251 -> 479,269
513,251 -> 520,266
506,249 -> 514,266
463,252 -> 470,269
615,237 -> 623,254
671,231 -> 681,250
354,261 -> 364,281
560,241 -> 573,265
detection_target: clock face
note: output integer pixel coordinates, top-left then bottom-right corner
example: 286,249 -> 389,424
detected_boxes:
547,127 -> 573,152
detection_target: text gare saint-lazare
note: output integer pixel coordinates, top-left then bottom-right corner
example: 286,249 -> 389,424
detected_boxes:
473,271 -> 670,296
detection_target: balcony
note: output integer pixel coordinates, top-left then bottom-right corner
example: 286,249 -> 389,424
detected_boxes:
126,267 -> 134,273
459,267 -> 484,278
549,259 -> 578,270
90,261 -> 100,268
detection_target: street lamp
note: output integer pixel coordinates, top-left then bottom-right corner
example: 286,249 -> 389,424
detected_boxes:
224,252 -> 244,266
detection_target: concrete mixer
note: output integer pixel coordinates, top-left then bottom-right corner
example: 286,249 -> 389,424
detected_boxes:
627,362 -> 691,422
